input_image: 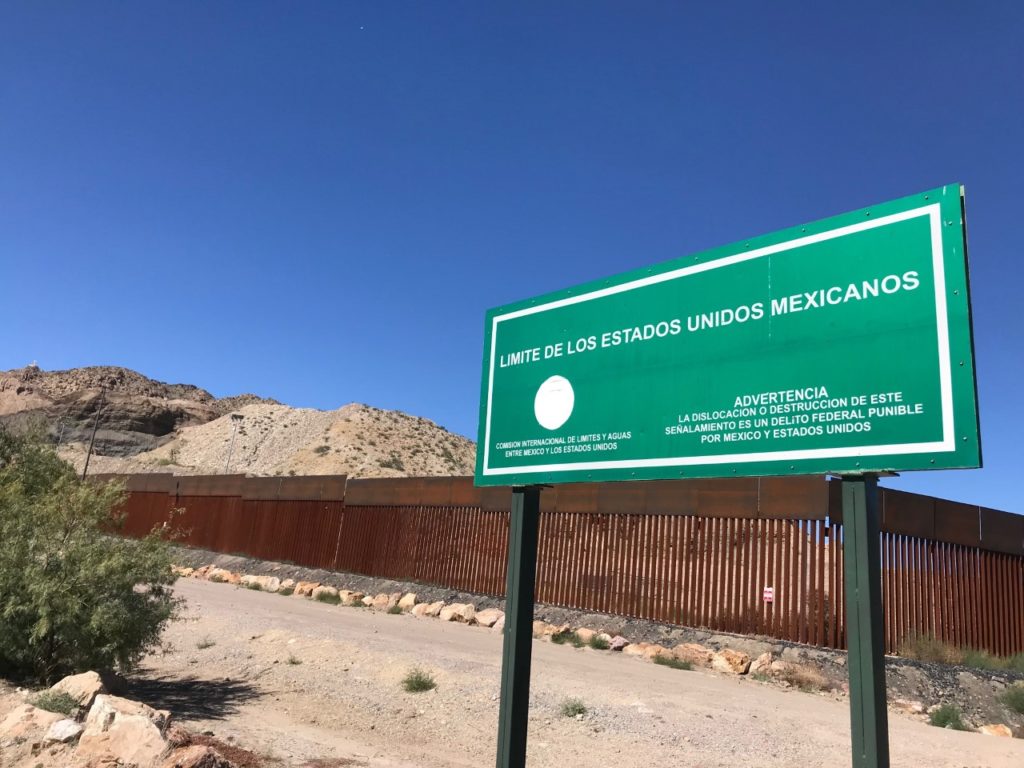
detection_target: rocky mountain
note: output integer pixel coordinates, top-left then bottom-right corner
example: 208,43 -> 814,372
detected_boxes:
0,365 -> 476,477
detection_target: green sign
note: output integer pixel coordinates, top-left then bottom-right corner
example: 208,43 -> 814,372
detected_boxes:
475,184 -> 980,486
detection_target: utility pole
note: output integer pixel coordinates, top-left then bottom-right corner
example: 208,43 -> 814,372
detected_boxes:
225,414 -> 244,474
81,387 -> 105,480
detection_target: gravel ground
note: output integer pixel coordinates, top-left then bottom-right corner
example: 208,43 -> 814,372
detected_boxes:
121,578 -> 1024,768
172,545 -> 1024,731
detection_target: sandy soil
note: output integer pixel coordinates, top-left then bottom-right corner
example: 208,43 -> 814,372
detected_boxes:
120,579 -> 1024,768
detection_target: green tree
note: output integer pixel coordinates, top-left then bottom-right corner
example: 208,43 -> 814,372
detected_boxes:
0,429 -> 179,683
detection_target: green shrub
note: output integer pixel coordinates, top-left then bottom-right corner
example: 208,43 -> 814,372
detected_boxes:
315,591 -> 341,605
560,697 -> 587,717
402,668 -> 436,692
0,429 -> 179,684
287,653 -> 302,666
551,630 -> 584,648
928,704 -> 968,730
278,587 -> 294,597
245,581 -> 262,591
31,690 -> 78,716
653,655 -> 693,671
196,637 -> 216,650
313,445 -> 330,456
387,604 -> 403,615
588,635 -> 610,650
1002,684 -> 1024,715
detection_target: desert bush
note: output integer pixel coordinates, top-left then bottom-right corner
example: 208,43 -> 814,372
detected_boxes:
551,630 -> 584,648
402,668 -> 436,692
588,635 -> 610,651
776,664 -> 831,692
31,690 -> 79,716
899,633 -> 1024,673
653,655 -> 693,671
898,633 -> 961,665
928,703 -> 968,730
1002,684 -> 1024,715
560,697 -> 587,717
0,428 -> 179,683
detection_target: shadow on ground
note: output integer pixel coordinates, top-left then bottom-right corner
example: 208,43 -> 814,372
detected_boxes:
125,674 -> 261,721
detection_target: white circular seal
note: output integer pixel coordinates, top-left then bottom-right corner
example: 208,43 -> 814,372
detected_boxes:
534,375 -> 575,431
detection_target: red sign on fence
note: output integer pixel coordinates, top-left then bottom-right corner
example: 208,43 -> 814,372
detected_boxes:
763,586 -> 774,604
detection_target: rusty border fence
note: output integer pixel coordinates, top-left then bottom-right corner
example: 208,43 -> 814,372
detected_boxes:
93,473 -> 1024,657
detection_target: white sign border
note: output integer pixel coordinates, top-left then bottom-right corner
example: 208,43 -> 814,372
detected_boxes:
483,203 -> 954,477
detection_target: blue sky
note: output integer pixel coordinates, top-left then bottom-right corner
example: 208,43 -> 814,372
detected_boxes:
2,3 -> 1021,511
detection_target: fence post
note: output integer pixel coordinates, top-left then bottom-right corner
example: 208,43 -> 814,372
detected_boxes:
495,486 -> 541,768
843,475 -> 890,768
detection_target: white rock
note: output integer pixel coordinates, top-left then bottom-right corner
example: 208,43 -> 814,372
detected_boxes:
77,694 -> 170,767
473,609 -> 504,628
439,603 -> 476,623
398,593 -> 418,610
45,718 -> 84,743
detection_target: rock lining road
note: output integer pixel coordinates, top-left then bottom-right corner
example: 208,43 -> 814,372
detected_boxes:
130,578 -> 1024,767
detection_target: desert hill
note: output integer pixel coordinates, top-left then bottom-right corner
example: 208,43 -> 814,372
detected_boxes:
0,365 -> 475,477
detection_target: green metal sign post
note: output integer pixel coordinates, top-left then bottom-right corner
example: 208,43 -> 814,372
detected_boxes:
495,486 -> 541,768
480,186 -> 980,768
843,475 -> 890,768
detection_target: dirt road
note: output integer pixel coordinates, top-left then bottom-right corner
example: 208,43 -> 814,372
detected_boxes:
130,579 -> 1023,767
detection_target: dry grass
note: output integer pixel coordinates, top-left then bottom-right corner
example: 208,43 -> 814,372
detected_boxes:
899,633 -> 1024,673
775,664 -> 832,692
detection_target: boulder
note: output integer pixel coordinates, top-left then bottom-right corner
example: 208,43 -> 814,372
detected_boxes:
748,652 -> 774,676
293,581 -> 320,597
385,592 -> 403,612
256,575 -> 281,593
492,614 -> 506,633
423,600 -> 445,617
673,643 -> 714,667
711,649 -> 751,675
439,603 -> 476,623
574,628 -> 596,644
398,592 -> 418,610
311,585 -> 339,602
622,642 -> 652,657
532,621 -> 552,637
0,703 -> 63,740
239,574 -> 260,589
162,744 -> 235,768
77,694 -> 171,768
206,568 -> 238,585
51,669 -> 106,709
371,593 -> 391,610
410,603 -> 431,617
171,566 -> 194,578
642,645 -> 672,661
45,718 -> 84,743
339,590 -> 365,606
473,609 -> 504,628
278,578 -> 296,593
361,595 -> 375,606
977,724 -> 1012,737
609,635 -> 630,652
